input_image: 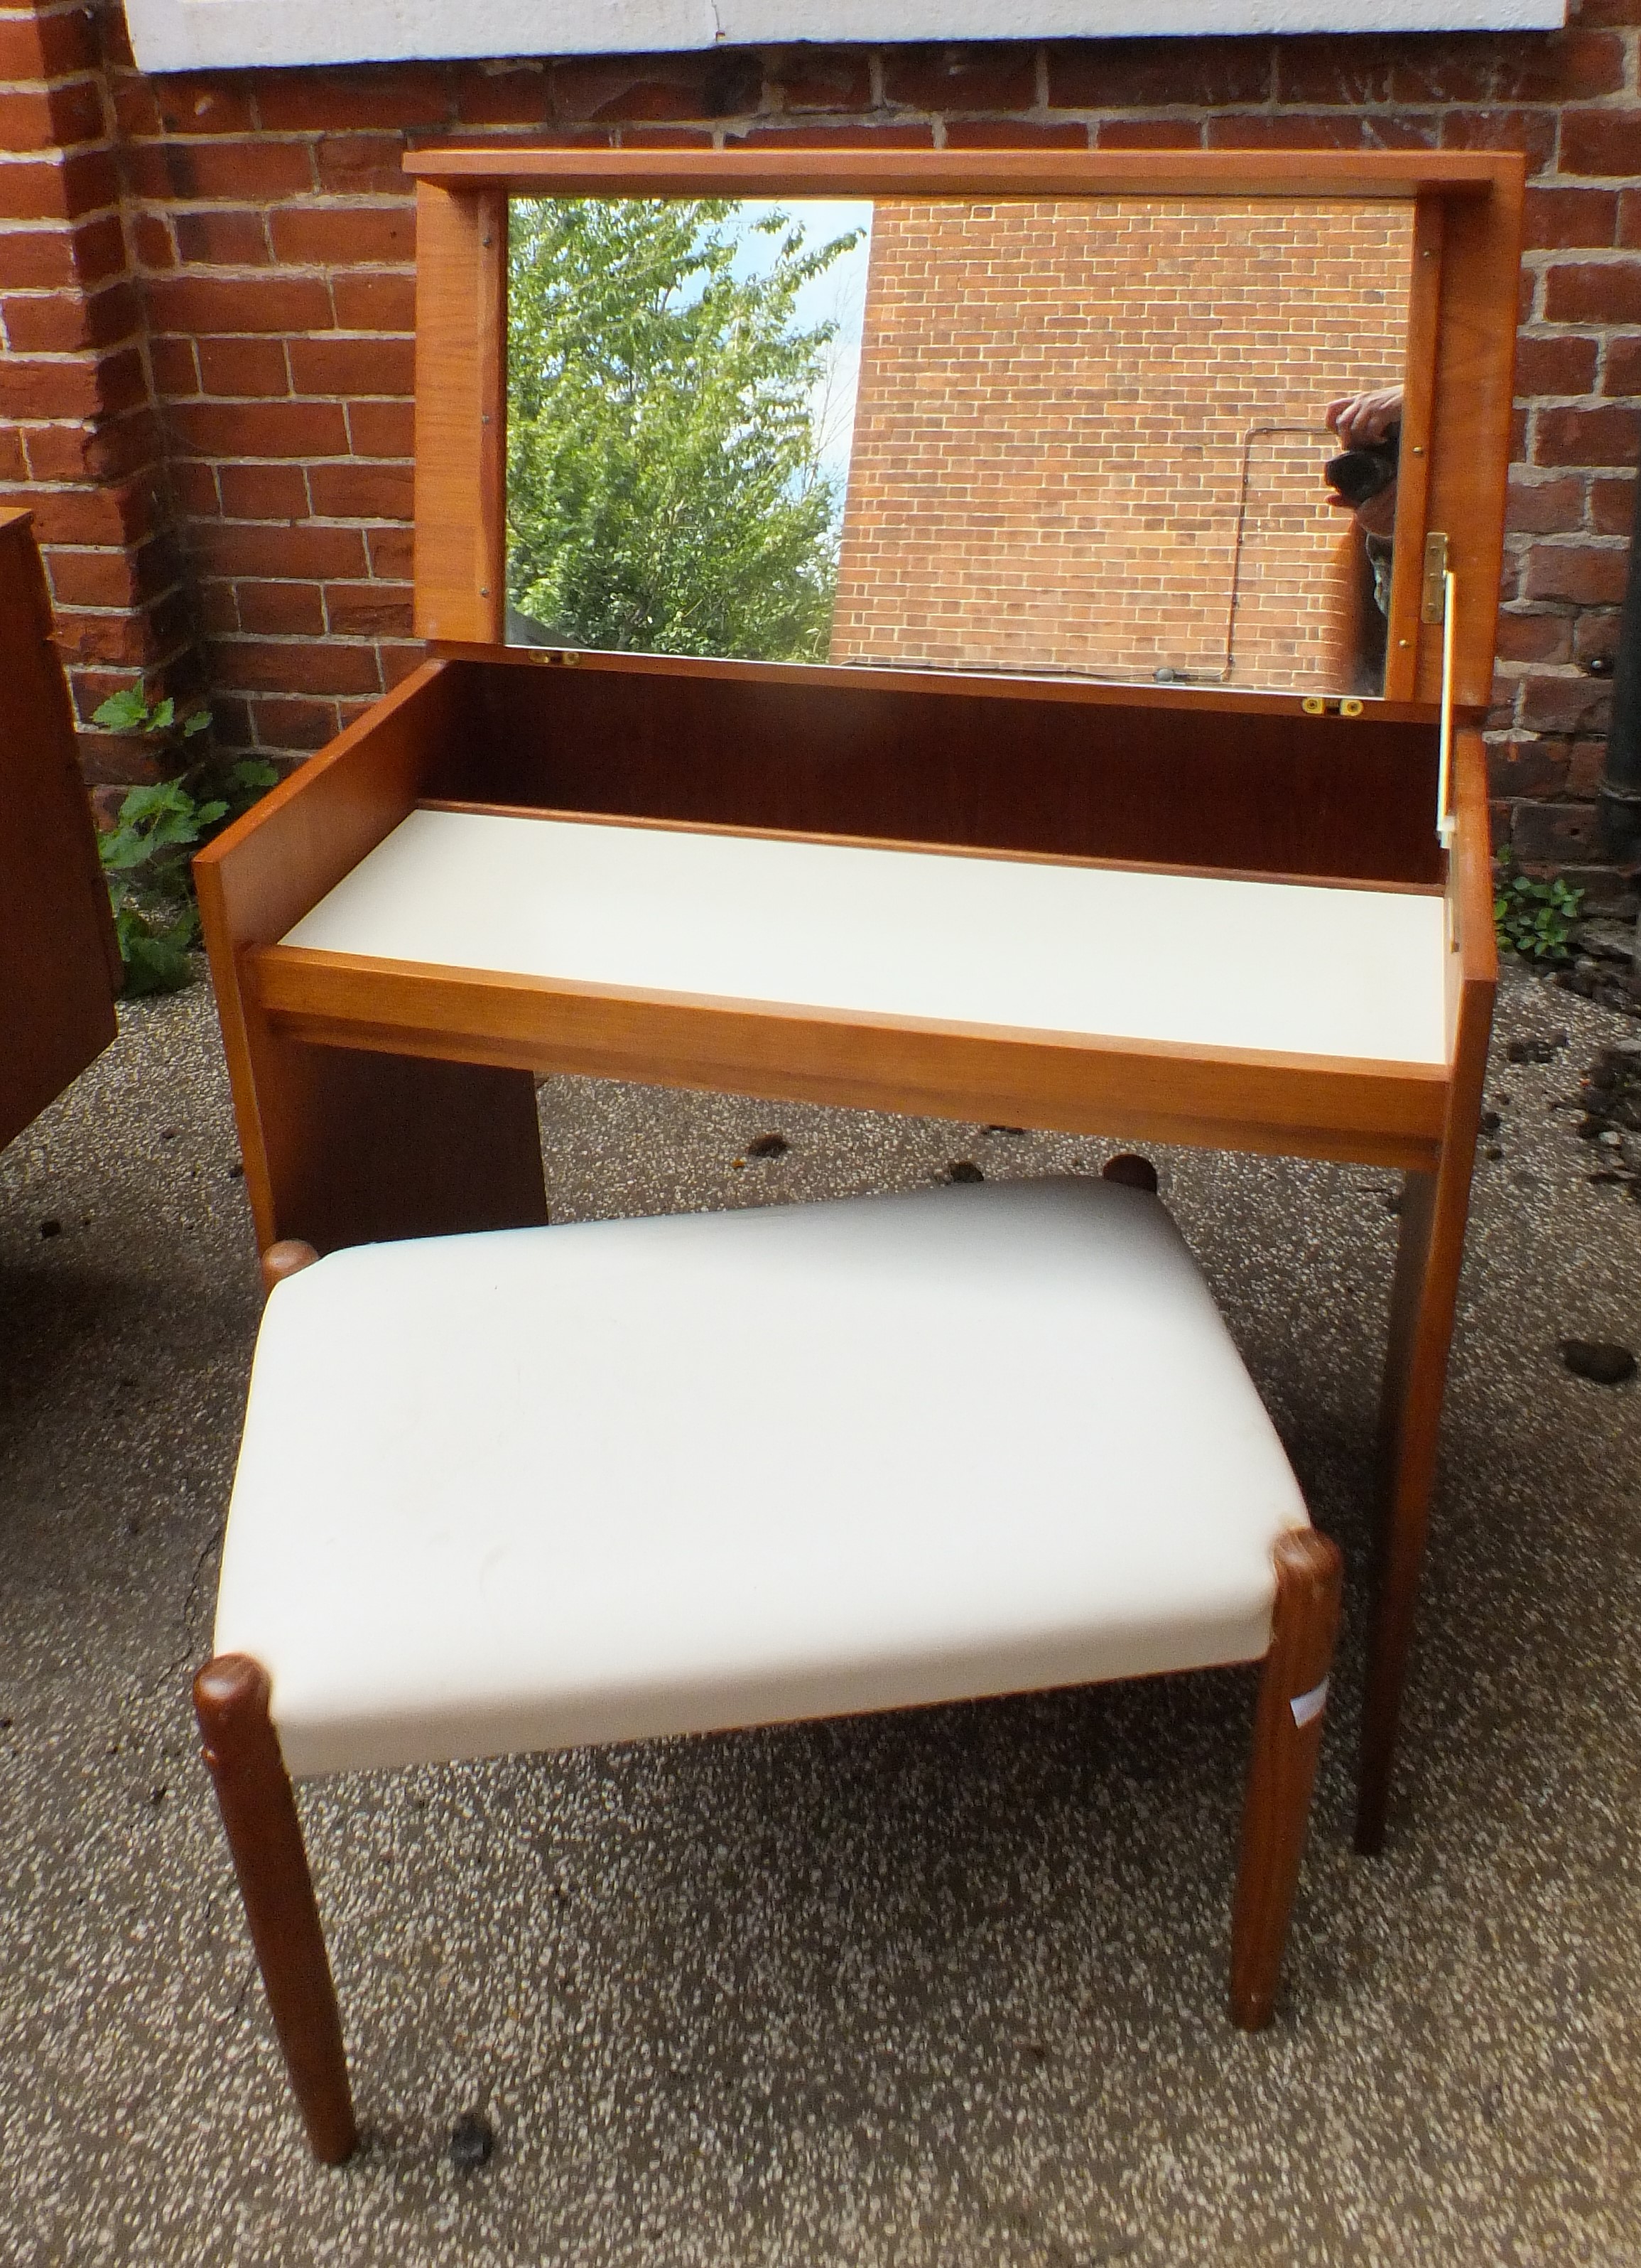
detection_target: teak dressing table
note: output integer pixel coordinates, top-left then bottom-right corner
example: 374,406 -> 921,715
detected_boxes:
195,146 -> 1522,1852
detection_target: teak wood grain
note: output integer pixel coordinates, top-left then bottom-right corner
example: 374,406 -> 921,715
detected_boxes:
1416,163 -> 1524,708
1357,730 -> 1495,1854
406,148 -> 1502,199
1230,1528 -> 1344,2029
1382,195 -> 1446,706
448,659 -> 1445,887
195,1656 -> 357,2165
412,181 -> 505,647
193,661 -> 547,1253
0,508 -> 119,1152
430,637 -> 1453,725
249,944 -> 1449,1171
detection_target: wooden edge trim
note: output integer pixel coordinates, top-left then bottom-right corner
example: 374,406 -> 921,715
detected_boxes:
256,1010 -> 1443,1170
404,147 -> 1505,198
194,659 -> 450,878
253,943 -> 1454,1088
1382,195 -> 1446,704
1417,156 -> 1525,710
413,800 -> 1446,897
1453,733 -> 1499,993
249,943 -> 1450,1150
423,636 -> 1450,725
1441,732 -> 1498,1057
477,188 -> 506,641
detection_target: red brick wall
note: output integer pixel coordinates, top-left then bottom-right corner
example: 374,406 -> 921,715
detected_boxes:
0,2 -> 1637,883
832,196 -> 1410,688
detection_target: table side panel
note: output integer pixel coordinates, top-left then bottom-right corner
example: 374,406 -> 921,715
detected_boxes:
194,660 -> 548,1253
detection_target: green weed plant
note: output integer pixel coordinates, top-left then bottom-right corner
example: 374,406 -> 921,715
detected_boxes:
1493,865 -> 1585,964
92,686 -> 276,994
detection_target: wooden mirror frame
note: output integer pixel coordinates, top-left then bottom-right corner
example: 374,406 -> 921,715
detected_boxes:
405,145 -> 1524,716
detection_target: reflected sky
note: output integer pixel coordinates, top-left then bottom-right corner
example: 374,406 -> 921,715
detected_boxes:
724,200 -> 873,497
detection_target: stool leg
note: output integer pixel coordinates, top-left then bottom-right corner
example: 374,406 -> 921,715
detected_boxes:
1100,1153 -> 1159,1193
1229,1528 -> 1343,2031
261,1240 -> 320,1296
195,1654 -> 357,2164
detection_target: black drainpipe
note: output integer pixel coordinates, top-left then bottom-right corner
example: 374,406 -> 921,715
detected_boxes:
1598,455 -> 1641,865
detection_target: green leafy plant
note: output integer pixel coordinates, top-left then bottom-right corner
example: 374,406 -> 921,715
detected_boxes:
507,197 -> 860,662
92,687 -> 276,995
1493,865 -> 1586,964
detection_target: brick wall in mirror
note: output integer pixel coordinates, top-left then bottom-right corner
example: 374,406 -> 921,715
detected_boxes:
504,194 -> 1414,697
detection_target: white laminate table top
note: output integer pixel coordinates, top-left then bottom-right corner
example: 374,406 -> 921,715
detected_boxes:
281,808 -> 1449,1066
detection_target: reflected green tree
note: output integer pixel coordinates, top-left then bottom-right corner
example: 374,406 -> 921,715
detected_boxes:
506,198 -> 857,662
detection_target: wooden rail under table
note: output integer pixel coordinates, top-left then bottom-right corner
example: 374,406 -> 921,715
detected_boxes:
195,658 -> 1497,1859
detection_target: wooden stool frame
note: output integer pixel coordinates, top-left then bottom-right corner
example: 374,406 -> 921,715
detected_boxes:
195,146 -> 1519,1856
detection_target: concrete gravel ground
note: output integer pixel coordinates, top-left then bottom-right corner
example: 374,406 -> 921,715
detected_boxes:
1,961 -> 1638,2265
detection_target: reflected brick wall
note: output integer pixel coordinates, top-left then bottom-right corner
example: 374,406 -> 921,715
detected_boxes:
831,197 -> 1410,690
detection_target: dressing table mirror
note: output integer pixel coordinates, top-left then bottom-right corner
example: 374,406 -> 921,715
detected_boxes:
502,188 -> 1416,695
195,146 -> 1524,1850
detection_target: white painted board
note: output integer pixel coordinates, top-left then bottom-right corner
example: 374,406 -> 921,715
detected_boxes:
128,0 -> 1566,76
281,807 -> 1450,1067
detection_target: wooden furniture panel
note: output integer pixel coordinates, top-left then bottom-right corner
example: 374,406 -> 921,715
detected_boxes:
195,661 -> 547,1253
253,947 -> 1449,1170
1382,195 -> 1446,705
405,147 -> 1504,199
1417,170 -> 1526,710
411,182 -> 505,647
1360,728 -> 1496,1850
453,659 -> 1445,888
0,509 -> 119,1152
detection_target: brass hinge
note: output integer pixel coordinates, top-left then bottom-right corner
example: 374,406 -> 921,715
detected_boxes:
1421,531 -> 1450,625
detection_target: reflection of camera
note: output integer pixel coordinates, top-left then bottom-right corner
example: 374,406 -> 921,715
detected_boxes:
1324,425 -> 1399,507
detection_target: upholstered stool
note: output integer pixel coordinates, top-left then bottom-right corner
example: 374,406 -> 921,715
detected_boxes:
195,1168 -> 1341,2164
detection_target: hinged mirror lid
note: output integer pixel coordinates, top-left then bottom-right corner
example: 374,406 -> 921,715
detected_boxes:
406,144 -> 1523,718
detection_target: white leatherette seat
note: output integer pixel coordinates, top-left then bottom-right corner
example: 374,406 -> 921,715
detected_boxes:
215,1177 -> 1309,1778
195,1172 -> 1342,2163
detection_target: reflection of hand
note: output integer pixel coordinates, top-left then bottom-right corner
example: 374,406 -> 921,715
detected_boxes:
1354,479 -> 1398,539
1326,475 -> 1399,536
1325,385 -> 1404,446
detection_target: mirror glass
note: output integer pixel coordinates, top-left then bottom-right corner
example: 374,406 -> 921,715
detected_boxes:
506,195 -> 1414,696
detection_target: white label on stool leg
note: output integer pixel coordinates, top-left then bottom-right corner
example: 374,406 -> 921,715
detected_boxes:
1290,1677 -> 1330,1729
